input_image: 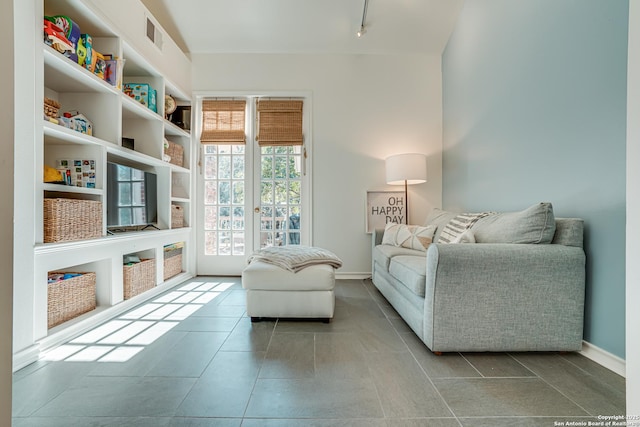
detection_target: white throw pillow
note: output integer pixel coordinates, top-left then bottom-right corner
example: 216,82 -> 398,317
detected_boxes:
382,222 -> 404,246
382,223 -> 436,252
399,225 -> 437,252
438,212 -> 492,243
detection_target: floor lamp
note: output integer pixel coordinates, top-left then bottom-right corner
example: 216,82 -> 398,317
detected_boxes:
385,153 -> 427,225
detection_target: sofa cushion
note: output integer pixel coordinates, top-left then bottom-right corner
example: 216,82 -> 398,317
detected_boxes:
373,244 -> 424,272
426,203 -> 556,245
424,208 -> 458,243
438,212 -> 491,243
472,202 -> 556,244
389,255 -> 427,297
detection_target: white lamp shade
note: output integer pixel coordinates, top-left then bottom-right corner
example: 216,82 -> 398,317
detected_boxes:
385,153 -> 427,185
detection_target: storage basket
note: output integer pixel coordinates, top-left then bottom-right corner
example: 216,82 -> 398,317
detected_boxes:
163,249 -> 182,280
48,272 -> 97,328
165,141 -> 184,167
44,97 -> 60,119
123,258 -> 156,299
171,205 -> 184,228
44,198 -> 102,243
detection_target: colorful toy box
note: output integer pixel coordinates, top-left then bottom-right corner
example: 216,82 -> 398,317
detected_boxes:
45,15 -> 80,62
123,83 -> 157,113
79,34 -> 93,70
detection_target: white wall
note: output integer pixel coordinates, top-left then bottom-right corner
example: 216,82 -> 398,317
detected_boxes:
192,53 -> 443,274
627,0 -> 640,414
2,1 -> 14,422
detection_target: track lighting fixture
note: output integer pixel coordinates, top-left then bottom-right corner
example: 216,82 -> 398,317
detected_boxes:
356,0 -> 369,38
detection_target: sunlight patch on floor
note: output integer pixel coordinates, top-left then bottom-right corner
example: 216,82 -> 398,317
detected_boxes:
40,281 -> 230,363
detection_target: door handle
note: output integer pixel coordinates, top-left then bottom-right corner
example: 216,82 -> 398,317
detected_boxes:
254,207 -> 260,213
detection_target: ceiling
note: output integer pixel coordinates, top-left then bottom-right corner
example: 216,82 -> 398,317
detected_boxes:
140,0 -> 464,55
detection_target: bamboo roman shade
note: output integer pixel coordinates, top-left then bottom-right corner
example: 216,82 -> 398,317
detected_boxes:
200,100 -> 246,144
256,100 -> 303,146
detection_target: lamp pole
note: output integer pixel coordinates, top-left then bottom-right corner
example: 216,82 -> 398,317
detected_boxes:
405,179 -> 409,225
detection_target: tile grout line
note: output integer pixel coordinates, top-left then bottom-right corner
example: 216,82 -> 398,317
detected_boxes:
507,352 -> 595,417
240,317 -> 277,420
360,278 -> 464,426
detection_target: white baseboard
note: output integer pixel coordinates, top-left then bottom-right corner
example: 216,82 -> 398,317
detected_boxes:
335,272 -> 371,280
580,340 -> 626,377
12,344 -> 41,372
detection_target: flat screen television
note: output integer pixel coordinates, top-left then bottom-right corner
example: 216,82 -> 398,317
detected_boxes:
106,162 -> 158,229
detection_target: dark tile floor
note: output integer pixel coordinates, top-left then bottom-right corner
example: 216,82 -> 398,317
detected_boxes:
12,277 -> 626,426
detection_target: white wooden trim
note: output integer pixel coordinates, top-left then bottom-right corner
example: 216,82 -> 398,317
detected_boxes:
580,340 -> 626,377
335,272 -> 371,280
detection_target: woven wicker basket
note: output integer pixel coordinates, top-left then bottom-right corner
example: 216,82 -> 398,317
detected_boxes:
163,251 -> 182,280
165,141 -> 184,167
171,205 -> 184,228
123,258 -> 156,300
44,198 -> 102,243
44,97 -> 60,119
48,272 -> 97,329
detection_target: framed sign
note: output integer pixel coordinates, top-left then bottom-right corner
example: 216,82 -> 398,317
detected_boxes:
365,190 -> 406,233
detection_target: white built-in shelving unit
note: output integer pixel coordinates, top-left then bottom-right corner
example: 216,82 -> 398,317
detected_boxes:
13,0 -> 195,370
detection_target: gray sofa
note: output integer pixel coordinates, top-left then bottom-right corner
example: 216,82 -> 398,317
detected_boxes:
371,203 -> 586,353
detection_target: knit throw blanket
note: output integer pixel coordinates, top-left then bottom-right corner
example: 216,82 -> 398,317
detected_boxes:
248,246 -> 343,273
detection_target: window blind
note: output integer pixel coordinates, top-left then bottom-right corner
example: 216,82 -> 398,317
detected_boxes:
256,100 -> 303,146
200,100 -> 246,144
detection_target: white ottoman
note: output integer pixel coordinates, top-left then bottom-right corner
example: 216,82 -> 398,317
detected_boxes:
241,261 -> 336,322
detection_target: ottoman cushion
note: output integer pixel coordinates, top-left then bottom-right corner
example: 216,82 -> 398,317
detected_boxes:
242,261 -> 335,291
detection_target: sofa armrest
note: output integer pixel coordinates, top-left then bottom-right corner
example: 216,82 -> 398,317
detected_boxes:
424,243 -> 586,352
371,228 -> 384,275
372,228 -> 384,246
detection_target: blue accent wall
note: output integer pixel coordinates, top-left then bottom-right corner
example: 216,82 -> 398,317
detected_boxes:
442,0 -> 628,358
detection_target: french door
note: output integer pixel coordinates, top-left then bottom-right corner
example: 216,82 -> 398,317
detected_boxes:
196,96 -> 310,275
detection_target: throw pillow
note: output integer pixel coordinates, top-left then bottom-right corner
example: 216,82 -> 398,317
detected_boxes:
424,208 -> 459,242
451,229 -> 476,244
472,202 -> 556,244
398,224 -> 436,252
438,212 -> 492,243
381,222 -> 404,246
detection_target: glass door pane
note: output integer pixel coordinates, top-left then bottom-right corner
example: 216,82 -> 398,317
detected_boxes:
258,145 -> 302,248
203,145 -> 246,256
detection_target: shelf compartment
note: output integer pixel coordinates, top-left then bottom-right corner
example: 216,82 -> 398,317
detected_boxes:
171,171 -> 190,199
164,119 -> 190,137
122,94 -> 163,122
121,116 -> 164,159
44,142 -> 105,192
163,243 -> 183,281
123,253 -> 156,300
43,90 -> 121,144
44,47 -> 119,95
171,204 -> 184,229
44,198 -> 103,243
169,201 -> 189,228
43,121 -> 118,149
45,0 -> 118,37
47,271 -> 96,329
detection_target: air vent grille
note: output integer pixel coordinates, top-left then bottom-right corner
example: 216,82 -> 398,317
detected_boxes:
146,17 -> 163,50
